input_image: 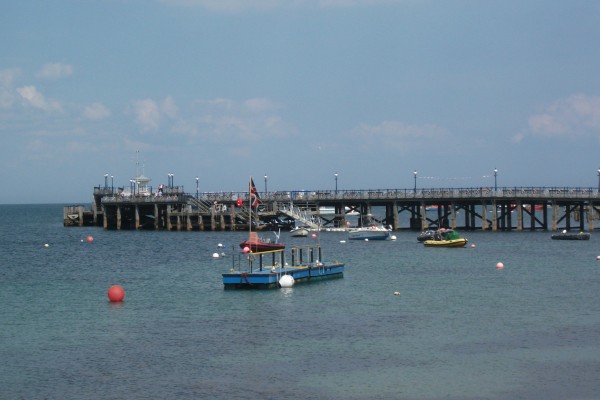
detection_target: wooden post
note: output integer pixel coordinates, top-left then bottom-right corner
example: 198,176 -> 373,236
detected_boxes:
420,201 -> 427,230
481,202 -> 489,230
450,202 -> 457,229
551,202 -> 558,231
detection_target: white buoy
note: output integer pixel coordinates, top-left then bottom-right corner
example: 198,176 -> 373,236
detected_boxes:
470,244 -> 476,248
390,235 -> 397,240
217,243 -> 223,248
364,238 -> 369,242
340,240 -> 346,243
279,275 -> 294,288
496,262 -> 504,269
212,252 -> 220,258
394,291 -> 400,296
44,243 -> 49,248
596,255 -> 600,261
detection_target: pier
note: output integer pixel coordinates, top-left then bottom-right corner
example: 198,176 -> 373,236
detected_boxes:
64,185 -> 600,232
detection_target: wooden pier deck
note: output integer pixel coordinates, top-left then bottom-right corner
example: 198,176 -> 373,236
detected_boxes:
64,186 -> 600,232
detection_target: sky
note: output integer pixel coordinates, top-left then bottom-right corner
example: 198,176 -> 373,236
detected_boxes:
2,0 -> 600,204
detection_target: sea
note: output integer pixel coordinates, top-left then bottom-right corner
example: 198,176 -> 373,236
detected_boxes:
1,204 -> 600,400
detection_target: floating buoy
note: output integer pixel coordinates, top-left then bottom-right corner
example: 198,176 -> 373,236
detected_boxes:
596,255 -> 600,261
212,252 -> 220,258
243,246 -> 250,253
217,243 -> 223,248
390,235 -> 397,240
496,262 -> 504,269
470,244 -> 476,248
279,275 -> 294,288
340,240 -> 346,243
311,233 -> 317,238
364,238 -> 369,241
44,243 -> 49,248
107,285 -> 125,302
394,291 -> 400,296
86,236 -> 94,243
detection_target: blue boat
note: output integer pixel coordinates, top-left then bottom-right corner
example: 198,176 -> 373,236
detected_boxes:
223,244 -> 345,290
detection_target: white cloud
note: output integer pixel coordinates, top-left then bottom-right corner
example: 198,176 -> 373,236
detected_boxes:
243,97 -> 279,112
84,102 -> 111,120
132,96 -> 180,132
352,120 -> 449,151
133,99 -> 161,132
525,94 -> 600,138
162,96 -> 178,119
36,63 -> 74,80
16,85 -> 62,112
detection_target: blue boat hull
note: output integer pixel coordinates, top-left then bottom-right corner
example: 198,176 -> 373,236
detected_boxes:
223,263 -> 345,290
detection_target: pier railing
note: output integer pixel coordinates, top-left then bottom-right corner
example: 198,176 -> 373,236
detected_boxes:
196,187 -> 600,202
95,186 -> 600,206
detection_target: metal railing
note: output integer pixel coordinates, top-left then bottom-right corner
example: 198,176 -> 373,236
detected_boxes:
97,186 -> 600,205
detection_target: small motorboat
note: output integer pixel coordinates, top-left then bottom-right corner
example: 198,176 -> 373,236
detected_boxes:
348,214 -> 392,241
348,224 -> 391,240
551,230 -> 591,240
423,229 -> 468,248
290,226 -> 310,237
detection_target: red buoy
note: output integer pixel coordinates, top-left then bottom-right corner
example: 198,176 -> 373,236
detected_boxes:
86,236 -> 94,243
107,285 -> 125,302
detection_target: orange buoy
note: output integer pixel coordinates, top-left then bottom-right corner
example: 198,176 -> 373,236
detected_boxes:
86,236 -> 94,243
107,285 -> 125,302
311,233 -> 317,238
243,246 -> 250,253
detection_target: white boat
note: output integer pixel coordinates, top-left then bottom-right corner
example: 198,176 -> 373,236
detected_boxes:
290,227 -> 310,237
348,224 -> 392,240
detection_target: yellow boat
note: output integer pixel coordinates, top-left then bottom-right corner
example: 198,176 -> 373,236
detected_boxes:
423,238 -> 468,248
422,229 -> 468,248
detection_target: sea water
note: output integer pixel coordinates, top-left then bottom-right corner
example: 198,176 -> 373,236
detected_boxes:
1,204 -> 600,399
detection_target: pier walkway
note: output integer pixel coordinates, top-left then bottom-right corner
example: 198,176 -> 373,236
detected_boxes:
64,186 -> 600,232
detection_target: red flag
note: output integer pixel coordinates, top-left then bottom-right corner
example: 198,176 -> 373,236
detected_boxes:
250,178 -> 261,208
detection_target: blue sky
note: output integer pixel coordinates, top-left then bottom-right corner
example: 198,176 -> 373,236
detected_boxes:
2,0 -> 600,204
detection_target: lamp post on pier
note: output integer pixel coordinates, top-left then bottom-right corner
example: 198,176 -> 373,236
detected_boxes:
104,174 -> 108,189
196,177 -> 199,198
597,168 -> 600,192
494,168 -> 498,192
413,170 -> 417,194
264,174 -> 268,196
334,172 -> 338,195
111,175 -> 114,194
